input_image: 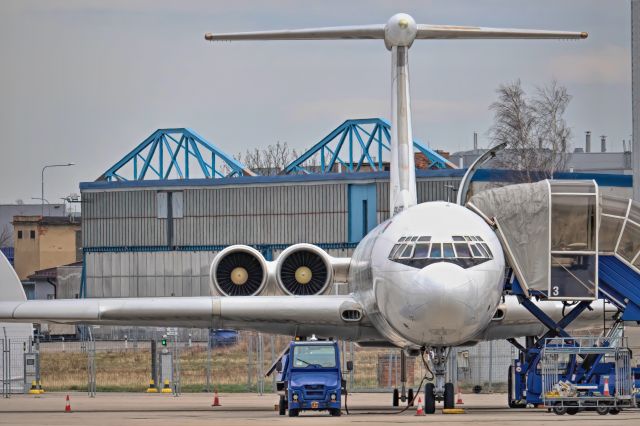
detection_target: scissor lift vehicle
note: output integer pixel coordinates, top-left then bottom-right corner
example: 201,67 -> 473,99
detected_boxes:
541,336 -> 636,415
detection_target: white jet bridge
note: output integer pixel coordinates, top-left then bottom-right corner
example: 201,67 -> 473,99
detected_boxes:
467,179 -> 640,409
467,179 -> 640,319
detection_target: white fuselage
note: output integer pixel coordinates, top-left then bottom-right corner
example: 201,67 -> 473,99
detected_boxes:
349,201 -> 505,347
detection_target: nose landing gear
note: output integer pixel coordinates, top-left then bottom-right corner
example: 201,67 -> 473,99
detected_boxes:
422,346 -> 456,414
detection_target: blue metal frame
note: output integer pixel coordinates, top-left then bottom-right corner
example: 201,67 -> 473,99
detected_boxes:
282,118 -> 455,174
599,255 -> 640,321
98,128 -> 252,181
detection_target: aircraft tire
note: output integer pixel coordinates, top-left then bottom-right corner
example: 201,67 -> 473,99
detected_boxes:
424,383 -> 436,414
392,388 -> 399,407
444,382 -> 455,409
408,388 -> 414,406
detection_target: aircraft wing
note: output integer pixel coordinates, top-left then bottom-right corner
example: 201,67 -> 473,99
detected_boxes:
0,295 -> 382,341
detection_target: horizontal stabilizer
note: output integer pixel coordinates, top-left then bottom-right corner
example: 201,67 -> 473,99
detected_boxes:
416,25 -> 587,40
205,25 -> 385,41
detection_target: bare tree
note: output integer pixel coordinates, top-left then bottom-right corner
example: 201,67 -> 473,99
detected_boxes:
488,79 -> 572,181
236,141 -> 299,176
0,225 -> 12,248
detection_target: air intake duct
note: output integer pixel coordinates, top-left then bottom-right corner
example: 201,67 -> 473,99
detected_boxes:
210,246 -> 268,296
276,244 -> 332,296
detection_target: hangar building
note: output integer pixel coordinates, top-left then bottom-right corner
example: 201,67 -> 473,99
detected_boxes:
74,119 -> 632,301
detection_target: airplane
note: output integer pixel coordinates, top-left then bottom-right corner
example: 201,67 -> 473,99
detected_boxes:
0,13 -> 601,413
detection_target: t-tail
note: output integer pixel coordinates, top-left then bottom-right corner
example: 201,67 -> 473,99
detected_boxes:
205,13 -> 587,216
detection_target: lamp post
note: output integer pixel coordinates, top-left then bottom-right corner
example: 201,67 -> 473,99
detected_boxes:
41,163 -> 74,216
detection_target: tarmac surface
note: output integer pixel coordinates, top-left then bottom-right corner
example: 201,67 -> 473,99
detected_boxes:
0,392 -> 639,425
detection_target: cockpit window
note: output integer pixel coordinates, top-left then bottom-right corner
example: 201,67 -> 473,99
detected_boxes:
388,235 -> 493,269
443,243 -> 455,258
454,243 -> 471,258
399,244 -> 414,258
414,243 -> 430,258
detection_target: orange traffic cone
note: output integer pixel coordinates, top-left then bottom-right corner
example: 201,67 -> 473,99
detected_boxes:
603,377 -> 610,397
456,383 -> 464,405
212,388 -> 221,407
64,394 -> 72,413
415,397 -> 425,416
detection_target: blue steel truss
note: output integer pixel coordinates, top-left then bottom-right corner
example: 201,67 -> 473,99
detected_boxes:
282,118 -> 456,175
98,128 -> 253,181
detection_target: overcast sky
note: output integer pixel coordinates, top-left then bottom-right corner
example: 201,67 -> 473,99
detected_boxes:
0,0 -> 633,204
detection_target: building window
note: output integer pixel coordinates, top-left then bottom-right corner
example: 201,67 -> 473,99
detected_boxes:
30,230 -> 36,239
17,230 -> 23,239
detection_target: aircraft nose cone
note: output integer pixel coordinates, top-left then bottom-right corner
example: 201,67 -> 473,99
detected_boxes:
408,263 -> 483,345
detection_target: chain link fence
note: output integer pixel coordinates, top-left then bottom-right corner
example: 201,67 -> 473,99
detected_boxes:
1,327 -> 518,395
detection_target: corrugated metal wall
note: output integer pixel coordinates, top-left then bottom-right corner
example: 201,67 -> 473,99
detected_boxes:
85,251 -> 215,297
175,184 -> 347,246
82,191 -> 165,247
83,183 -> 348,248
376,178 -> 461,222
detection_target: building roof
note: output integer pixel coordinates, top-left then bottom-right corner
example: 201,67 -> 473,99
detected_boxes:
27,261 -> 83,281
12,215 -> 81,226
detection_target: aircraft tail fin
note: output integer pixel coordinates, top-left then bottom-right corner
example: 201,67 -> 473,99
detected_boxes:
0,251 -> 26,302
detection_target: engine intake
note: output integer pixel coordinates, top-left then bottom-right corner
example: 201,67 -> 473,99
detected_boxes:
276,244 -> 332,296
210,246 -> 268,296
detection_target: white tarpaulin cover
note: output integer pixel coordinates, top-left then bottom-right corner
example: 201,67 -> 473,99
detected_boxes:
468,180 -> 600,300
467,181 -> 550,293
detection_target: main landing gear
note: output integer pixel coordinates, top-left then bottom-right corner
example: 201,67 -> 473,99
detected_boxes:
392,351 -> 415,407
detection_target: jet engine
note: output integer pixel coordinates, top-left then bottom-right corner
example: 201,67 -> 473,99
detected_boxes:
275,244 -> 334,296
210,245 -> 268,296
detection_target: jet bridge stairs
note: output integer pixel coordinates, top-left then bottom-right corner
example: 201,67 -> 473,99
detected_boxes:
467,180 -> 640,410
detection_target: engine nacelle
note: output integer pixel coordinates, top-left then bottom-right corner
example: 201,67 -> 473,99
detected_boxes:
210,245 -> 269,296
275,244 -> 334,296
